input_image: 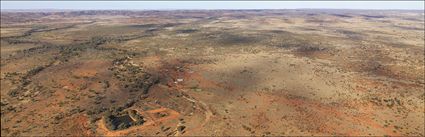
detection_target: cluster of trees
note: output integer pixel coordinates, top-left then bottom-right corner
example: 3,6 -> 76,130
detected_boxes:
176,29 -> 198,34
296,45 -> 327,53
110,56 -> 159,94
51,112 -> 65,124
8,65 -> 48,97
103,112 -> 121,130
103,109 -> 145,131
86,107 -> 107,123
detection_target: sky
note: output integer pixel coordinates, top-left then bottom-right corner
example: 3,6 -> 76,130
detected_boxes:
1,1 -> 424,10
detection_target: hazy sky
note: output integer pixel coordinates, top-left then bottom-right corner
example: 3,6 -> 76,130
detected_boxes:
1,1 -> 424,10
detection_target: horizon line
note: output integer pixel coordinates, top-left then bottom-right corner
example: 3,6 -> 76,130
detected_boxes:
2,1 -> 424,10
2,8 -> 423,11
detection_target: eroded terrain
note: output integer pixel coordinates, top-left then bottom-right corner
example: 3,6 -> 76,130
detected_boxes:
1,10 -> 424,136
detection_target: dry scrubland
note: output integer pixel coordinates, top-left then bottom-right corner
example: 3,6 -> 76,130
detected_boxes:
0,10 -> 424,136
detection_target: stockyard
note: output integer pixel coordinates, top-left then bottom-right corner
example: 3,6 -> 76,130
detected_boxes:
0,10 -> 424,136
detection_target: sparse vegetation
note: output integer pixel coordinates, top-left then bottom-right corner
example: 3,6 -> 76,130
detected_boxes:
1,9 -> 423,136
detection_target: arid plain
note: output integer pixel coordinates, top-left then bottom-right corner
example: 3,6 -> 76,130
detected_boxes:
1,10 -> 424,136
